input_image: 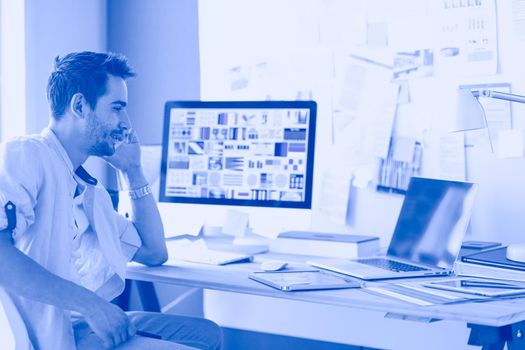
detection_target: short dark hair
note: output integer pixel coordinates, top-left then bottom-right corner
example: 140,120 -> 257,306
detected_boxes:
47,51 -> 135,119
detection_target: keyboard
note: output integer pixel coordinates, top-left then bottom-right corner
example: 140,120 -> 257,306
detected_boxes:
355,258 -> 429,272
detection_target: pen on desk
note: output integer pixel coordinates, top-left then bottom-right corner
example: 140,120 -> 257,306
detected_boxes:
136,330 -> 162,339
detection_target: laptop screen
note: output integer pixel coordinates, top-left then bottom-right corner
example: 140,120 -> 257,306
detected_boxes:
387,177 -> 478,269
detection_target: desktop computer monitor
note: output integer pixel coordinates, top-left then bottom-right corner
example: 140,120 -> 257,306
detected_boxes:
158,100 -> 317,236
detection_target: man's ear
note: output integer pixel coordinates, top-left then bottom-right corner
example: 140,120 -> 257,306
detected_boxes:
70,93 -> 88,118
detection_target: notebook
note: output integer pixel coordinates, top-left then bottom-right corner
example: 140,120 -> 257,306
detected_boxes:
461,247 -> 525,271
172,249 -> 253,265
165,239 -> 253,265
308,177 -> 478,280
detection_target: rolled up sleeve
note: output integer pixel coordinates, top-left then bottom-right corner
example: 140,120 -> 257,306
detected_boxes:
116,213 -> 142,261
0,140 -> 41,238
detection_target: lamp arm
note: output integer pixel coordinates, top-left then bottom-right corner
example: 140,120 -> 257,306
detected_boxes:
476,89 -> 525,104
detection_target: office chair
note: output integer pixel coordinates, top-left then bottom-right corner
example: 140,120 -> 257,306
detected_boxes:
0,287 -> 34,350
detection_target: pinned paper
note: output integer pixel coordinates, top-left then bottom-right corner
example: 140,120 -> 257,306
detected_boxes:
222,209 -> 250,237
318,171 -> 352,225
320,0 -> 367,49
439,133 -> 466,181
392,136 -> 416,163
497,129 -> 524,158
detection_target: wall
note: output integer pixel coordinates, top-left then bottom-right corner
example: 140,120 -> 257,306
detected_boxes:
24,0 -> 108,181
107,0 -> 200,145
197,0 -> 525,246
25,0 -> 107,135
0,0 -> 26,141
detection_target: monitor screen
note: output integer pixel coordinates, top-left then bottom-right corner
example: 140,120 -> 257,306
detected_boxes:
159,101 -> 317,209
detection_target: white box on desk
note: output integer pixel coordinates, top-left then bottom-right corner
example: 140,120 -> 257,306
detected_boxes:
270,231 -> 379,258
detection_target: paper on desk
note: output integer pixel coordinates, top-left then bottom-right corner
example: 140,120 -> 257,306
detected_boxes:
365,286 -> 434,306
364,281 -> 474,306
165,238 -> 210,263
167,238 -> 207,252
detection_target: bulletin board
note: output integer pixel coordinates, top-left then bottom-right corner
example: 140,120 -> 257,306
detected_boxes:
198,0 -> 525,244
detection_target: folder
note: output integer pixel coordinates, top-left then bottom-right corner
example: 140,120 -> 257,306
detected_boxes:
461,247 -> 525,271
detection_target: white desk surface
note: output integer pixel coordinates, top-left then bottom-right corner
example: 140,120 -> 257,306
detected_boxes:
127,251 -> 525,328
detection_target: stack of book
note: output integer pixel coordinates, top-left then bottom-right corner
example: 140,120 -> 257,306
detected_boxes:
270,231 -> 379,259
455,246 -> 525,282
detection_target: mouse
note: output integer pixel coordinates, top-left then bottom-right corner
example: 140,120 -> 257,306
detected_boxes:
506,244 -> 525,263
260,260 -> 288,272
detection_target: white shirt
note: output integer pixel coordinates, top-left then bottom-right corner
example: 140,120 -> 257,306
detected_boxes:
0,128 -> 141,349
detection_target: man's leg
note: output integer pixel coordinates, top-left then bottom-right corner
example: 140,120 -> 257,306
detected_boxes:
77,331 -> 197,350
74,318 -> 202,350
127,311 -> 222,350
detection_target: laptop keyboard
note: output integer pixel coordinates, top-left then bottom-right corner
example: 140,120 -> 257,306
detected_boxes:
355,258 -> 429,272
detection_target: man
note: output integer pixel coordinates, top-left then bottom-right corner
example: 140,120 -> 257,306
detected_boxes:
0,52 -> 222,349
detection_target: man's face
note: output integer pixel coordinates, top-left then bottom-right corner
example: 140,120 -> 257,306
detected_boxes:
85,75 -> 130,157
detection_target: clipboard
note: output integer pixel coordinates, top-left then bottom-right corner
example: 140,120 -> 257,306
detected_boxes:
249,270 -> 362,291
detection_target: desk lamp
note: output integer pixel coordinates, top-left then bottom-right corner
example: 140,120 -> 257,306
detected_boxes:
456,87 -> 525,262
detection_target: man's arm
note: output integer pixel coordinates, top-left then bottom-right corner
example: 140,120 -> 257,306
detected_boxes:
118,167 -> 168,266
0,232 -> 135,348
104,130 -> 168,266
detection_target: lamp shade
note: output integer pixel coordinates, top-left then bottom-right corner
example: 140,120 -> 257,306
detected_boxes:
454,88 -> 487,132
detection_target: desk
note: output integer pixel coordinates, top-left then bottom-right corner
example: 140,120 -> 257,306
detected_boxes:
127,252 -> 525,349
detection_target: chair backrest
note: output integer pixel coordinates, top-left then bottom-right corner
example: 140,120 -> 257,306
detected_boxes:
0,287 -> 33,350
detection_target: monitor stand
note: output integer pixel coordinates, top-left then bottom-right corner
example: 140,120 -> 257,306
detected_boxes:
219,209 -> 270,254
232,229 -> 270,254
202,226 -> 269,255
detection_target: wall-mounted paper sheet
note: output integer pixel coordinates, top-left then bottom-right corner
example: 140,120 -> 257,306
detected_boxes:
497,129 -> 524,158
430,0 -> 498,76
317,170 -> 352,226
439,133 -> 466,181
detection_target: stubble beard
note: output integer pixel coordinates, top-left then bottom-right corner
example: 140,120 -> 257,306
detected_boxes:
86,116 -> 115,157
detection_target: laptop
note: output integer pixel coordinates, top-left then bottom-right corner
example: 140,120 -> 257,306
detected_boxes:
308,177 -> 478,280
